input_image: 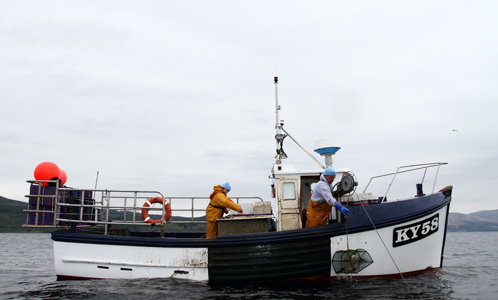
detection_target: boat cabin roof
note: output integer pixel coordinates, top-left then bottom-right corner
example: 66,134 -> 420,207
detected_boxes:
272,164 -> 350,178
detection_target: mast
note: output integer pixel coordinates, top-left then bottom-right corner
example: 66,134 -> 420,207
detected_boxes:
274,76 -> 280,137
273,76 -> 326,169
274,76 -> 287,164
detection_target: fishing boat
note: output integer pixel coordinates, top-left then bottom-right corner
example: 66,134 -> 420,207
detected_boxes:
24,77 -> 452,282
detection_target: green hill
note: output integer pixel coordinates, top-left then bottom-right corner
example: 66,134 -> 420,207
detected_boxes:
447,211 -> 498,232
470,209 -> 498,220
0,196 -> 53,233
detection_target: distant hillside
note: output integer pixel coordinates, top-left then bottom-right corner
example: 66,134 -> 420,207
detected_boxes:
2,195 -> 498,232
0,195 -> 53,233
447,210 -> 498,232
470,209 -> 498,220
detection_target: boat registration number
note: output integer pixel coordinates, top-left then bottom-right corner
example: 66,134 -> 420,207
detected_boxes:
392,213 -> 439,247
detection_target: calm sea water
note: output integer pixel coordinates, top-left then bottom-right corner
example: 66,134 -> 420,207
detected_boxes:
0,232 -> 496,300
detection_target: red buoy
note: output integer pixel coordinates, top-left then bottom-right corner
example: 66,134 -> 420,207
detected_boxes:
59,169 -> 67,185
34,162 -> 60,186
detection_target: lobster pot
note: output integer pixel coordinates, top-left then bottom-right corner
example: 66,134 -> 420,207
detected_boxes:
27,184 -> 58,226
27,184 -> 98,226
59,190 -> 96,223
332,249 -> 373,274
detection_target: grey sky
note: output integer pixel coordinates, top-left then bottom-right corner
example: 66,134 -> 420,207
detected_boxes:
1,1 -> 497,214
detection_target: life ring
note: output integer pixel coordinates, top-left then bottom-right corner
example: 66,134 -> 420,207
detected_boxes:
141,197 -> 172,224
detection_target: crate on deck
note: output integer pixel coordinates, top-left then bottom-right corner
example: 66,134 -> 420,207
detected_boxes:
26,183 -> 97,226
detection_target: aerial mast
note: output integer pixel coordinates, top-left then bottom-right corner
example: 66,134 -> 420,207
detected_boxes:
273,76 -> 326,169
274,76 -> 279,133
274,76 -> 287,164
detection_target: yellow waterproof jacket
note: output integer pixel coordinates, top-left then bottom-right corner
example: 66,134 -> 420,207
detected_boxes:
206,185 -> 241,222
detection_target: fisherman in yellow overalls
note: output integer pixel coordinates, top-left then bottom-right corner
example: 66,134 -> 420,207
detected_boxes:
206,182 -> 243,238
306,167 -> 350,227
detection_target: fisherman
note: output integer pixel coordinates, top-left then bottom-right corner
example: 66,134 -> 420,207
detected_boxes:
306,167 -> 350,228
206,182 -> 243,238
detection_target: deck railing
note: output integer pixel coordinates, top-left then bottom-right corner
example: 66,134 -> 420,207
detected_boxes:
24,180 -> 263,235
362,162 -> 448,201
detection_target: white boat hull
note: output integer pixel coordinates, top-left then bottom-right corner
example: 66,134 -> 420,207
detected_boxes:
53,201 -> 449,281
330,205 -> 448,278
54,242 -> 209,281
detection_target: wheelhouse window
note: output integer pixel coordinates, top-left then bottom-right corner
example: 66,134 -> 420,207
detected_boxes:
283,182 -> 296,200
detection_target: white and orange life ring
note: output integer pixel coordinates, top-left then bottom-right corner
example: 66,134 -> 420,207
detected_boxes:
141,197 -> 172,224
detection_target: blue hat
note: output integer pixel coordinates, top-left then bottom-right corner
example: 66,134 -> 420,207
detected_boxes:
221,182 -> 231,191
324,167 -> 336,176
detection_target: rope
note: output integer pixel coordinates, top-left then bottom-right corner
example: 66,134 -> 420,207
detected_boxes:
345,216 -> 349,250
342,189 -> 408,286
357,194 -> 408,286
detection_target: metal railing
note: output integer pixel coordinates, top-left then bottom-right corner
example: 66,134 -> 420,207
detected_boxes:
362,162 -> 448,201
165,196 -> 264,223
24,180 -> 263,235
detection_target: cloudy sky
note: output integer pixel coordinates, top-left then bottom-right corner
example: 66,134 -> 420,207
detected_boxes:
1,1 -> 496,214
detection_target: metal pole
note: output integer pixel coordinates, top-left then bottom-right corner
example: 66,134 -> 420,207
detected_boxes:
280,127 -> 325,169
95,171 -> 99,189
275,76 -> 279,134
274,76 -> 282,164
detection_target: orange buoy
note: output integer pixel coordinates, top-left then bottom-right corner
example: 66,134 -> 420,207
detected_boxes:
59,169 -> 67,185
141,197 -> 172,224
34,162 -> 60,186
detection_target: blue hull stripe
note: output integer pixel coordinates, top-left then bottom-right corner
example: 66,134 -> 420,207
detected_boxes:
51,193 -> 451,248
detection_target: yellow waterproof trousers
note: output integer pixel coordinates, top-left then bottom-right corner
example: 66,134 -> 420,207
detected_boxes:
206,220 -> 218,239
306,199 -> 332,228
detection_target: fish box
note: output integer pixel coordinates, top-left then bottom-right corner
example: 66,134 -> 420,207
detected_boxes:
253,201 -> 272,214
217,216 -> 272,236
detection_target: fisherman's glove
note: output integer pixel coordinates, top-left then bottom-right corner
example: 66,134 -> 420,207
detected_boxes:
334,202 -> 349,216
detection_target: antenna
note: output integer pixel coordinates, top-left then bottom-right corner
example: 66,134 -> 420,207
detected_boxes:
314,139 -> 341,167
273,77 -> 325,169
274,76 -> 279,131
274,77 -> 287,164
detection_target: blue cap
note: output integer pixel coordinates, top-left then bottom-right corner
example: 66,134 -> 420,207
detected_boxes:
221,182 -> 231,191
324,167 -> 336,176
